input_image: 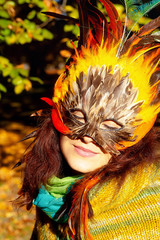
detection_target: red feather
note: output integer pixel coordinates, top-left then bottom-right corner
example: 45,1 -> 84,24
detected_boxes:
68,176 -> 99,240
87,1 -> 110,46
99,0 -> 123,41
41,97 -> 71,134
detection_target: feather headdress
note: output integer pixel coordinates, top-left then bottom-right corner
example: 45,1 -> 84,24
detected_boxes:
43,0 -> 160,154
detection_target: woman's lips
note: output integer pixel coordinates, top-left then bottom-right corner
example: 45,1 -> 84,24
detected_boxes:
74,145 -> 98,157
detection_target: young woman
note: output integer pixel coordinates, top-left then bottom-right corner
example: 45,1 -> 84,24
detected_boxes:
17,0 -> 160,239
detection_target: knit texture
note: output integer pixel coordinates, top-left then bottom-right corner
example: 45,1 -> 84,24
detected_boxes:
30,162 -> 160,240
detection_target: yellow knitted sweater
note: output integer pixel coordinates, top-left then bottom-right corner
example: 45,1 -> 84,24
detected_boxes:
31,162 -> 160,239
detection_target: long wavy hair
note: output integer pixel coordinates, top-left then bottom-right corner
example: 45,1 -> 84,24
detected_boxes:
17,110 -> 159,239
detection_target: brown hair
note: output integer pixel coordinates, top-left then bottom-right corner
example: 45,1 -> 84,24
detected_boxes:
18,113 -> 62,209
17,112 -> 159,238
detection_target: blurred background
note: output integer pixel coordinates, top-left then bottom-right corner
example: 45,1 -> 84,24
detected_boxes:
0,0 -> 160,239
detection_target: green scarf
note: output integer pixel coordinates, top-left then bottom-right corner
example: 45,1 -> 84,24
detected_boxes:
33,175 -> 81,222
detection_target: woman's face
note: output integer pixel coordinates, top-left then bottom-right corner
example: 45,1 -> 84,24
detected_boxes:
60,135 -> 111,173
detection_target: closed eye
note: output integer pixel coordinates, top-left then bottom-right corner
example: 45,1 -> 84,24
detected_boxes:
70,109 -> 86,124
100,120 -> 122,130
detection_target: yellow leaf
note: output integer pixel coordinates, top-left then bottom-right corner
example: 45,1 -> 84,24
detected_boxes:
0,167 -> 14,181
60,50 -> 72,58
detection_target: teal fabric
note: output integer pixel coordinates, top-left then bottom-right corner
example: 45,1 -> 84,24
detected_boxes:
33,175 -> 81,222
33,186 -> 66,221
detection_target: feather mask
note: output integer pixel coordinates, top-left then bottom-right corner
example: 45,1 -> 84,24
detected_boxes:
43,0 -> 160,155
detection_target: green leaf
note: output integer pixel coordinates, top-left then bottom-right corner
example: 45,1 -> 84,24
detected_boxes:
42,29 -> 53,40
4,1 -> 16,8
18,32 -> 32,44
64,24 -> 74,32
0,9 -> 10,18
37,12 -> 48,22
10,69 -> 18,78
66,40 -> 74,49
72,25 -> 79,36
0,83 -> 7,92
1,28 -> 11,36
12,76 -> 23,85
0,0 -> 5,5
2,64 -> 12,77
66,5 -> 78,19
0,56 -> 9,65
5,34 -> 17,44
27,10 -> 36,20
24,19 -> 36,30
18,68 -> 29,77
14,83 -> 24,94
32,0 -> 45,9
0,35 -> 4,41
17,0 -> 26,4
0,19 -> 12,28
33,28 -> 44,41
30,76 -> 43,84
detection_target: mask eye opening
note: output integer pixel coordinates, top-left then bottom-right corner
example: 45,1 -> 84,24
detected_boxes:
100,119 -> 123,130
69,108 -> 86,124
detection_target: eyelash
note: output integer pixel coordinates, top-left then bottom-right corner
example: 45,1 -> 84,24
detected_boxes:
69,109 -> 122,130
100,120 -> 122,130
73,115 -> 84,120
69,109 -> 86,123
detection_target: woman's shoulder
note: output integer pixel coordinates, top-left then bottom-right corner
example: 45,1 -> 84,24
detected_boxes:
87,162 -> 160,239
30,207 -> 71,240
30,207 -> 58,240
89,163 -> 160,214
88,183 -> 160,239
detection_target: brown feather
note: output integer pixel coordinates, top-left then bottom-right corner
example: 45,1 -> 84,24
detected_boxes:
19,130 -> 38,142
120,16 -> 160,56
42,11 -> 78,23
76,0 -> 90,48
